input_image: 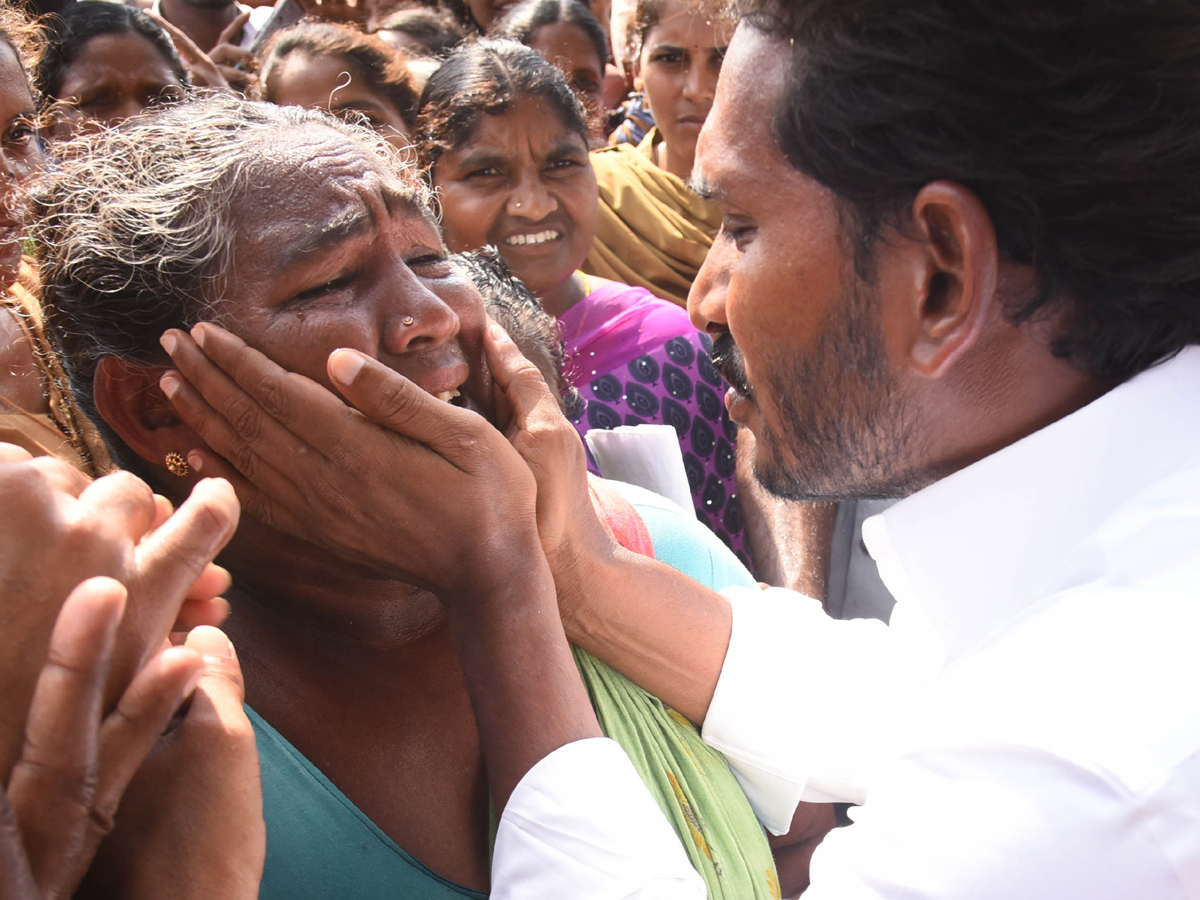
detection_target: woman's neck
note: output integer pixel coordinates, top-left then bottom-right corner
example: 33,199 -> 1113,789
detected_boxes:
654,138 -> 695,182
538,270 -> 590,318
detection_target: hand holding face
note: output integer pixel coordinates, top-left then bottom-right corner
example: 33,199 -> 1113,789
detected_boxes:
160,323 -> 543,600
0,448 -> 239,781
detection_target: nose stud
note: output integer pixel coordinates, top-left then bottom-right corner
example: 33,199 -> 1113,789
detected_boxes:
514,201 -> 522,209
402,315 -> 415,326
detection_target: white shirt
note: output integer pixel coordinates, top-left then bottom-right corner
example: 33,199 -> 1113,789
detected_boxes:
495,346 -> 1200,898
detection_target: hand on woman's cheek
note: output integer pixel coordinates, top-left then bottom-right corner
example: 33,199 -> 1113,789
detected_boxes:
161,323 -> 544,599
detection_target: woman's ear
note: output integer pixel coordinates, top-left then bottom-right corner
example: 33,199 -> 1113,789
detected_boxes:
93,356 -> 203,477
901,180 -> 1000,379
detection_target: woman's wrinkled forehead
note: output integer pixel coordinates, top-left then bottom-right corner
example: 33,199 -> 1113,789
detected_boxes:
239,125 -> 438,230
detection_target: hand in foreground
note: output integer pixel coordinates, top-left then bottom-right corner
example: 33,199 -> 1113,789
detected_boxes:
160,323 -> 540,598
0,448 -> 239,780
1,577 -> 208,900
77,627 -> 264,900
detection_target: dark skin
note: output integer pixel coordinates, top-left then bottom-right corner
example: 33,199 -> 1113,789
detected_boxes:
97,129 -> 599,892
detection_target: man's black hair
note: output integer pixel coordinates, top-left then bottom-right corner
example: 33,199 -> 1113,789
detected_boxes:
736,0 -> 1200,383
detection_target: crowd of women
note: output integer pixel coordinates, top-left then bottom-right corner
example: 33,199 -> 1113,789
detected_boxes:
0,0 -> 834,897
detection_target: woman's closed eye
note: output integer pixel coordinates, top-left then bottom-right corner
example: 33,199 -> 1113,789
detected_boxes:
408,253 -> 453,278
292,272 -> 357,302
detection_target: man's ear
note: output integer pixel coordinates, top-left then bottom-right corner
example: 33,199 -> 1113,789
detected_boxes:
93,356 -> 202,477
899,180 -> 999,379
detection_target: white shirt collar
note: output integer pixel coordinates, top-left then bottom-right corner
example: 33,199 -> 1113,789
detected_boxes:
863,346 -> 1200,661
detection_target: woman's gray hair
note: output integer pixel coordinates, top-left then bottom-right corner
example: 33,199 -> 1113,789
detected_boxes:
26,93 -> 434,473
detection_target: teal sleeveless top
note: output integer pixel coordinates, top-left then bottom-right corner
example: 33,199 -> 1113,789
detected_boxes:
252,483 -> 769,900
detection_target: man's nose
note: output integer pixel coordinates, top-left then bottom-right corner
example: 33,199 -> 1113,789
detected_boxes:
689,236 -> 734,336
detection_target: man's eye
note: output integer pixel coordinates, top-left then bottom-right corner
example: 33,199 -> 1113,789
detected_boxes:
466,166 -> 502,179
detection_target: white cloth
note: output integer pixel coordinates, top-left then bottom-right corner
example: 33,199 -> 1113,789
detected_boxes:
499,346 -> 1200,898
149,0 -> 273,49
494,738 -> 705,899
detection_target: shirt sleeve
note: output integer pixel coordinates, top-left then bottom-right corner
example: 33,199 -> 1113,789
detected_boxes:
492,738 -> 707,900
702,587 -> 919,833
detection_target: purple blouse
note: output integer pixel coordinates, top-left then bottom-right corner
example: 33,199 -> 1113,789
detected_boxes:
560,280 -> 751,571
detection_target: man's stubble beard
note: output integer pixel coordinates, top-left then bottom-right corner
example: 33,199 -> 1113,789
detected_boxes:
743,276 -> 936,503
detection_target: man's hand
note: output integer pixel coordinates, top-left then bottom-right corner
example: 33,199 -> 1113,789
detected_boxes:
0,450 -> 239,781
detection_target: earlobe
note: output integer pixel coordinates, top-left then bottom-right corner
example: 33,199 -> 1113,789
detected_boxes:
906,181 -> 999,379
93,355 -> 201,473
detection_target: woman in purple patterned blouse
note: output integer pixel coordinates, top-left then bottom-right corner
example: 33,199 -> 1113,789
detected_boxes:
417,39 -> 751,569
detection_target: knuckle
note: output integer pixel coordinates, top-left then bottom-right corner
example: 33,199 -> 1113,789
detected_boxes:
254,374 -> 288,421
227,397 -> 263,445
226,441 -> 260,483
372,380 -> 420,427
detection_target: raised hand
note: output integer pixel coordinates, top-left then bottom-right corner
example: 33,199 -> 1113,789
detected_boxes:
146,13 -> 232,91
0,451 -> 239,781
0,577 -> 208,900
77,627 -> 264,900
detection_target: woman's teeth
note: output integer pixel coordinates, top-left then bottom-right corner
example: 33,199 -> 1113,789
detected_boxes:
435,389 -> 461,403
505,230 -> 560,246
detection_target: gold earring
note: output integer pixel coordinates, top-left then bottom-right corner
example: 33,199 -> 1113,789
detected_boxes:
165,451 -> 191,477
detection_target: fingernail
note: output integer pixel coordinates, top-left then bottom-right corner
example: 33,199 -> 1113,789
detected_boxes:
160,332 -> 177,355
329,349 -> 365,385
488,323 -> 510,342
187,624 -> 234,658
212,564 -> 232,594
160,372 -> 180,399
191,323 -> 207,348
187,450 -> 204,473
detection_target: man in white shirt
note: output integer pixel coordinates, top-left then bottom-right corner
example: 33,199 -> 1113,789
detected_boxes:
130,0 -> 1200,893
485,0 -> 1200,896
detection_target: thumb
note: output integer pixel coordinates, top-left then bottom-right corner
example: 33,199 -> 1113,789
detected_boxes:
184,626 -> 245,707
326,349 -> 483,455
483,320 -> 563,439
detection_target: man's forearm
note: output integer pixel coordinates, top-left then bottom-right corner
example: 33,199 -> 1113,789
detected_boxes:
557,541 -> 732,726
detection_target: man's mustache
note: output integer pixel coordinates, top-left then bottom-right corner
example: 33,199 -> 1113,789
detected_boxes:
710,331 -> 752,398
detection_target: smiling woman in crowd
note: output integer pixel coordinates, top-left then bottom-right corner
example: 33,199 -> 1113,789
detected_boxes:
34,1 -> 190,137
31,95 -> 781,900
258,20 -> 419,152
420,39 -> 755,566
583,0 -> 728,306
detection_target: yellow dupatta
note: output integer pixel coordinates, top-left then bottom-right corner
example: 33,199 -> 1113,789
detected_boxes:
584,128 -> 720,308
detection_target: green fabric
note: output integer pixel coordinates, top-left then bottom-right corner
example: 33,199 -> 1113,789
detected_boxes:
575,647 -> 781,899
